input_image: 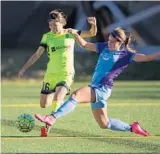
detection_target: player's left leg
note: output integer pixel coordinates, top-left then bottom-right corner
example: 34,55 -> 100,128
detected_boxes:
91,86 -> 150,136
52,74 -> 74,112
92,107 -> 131,131
92,107 -> 150,136
52,86 -> 68,112
91,86 -> 131,131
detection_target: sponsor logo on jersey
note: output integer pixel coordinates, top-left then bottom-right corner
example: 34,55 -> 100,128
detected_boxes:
51,45 -> 71,52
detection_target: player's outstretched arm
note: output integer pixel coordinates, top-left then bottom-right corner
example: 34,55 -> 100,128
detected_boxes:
18,46 -> 45,78
133,52 -> 160,62
79,17 -> 97,38
68,29 -> 96,52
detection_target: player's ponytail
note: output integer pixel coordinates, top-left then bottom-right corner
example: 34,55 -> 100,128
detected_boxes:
124,32 -> 135,53
113,27 -> 135,53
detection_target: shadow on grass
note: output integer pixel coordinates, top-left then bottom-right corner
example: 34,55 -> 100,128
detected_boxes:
1,119 -> 160,153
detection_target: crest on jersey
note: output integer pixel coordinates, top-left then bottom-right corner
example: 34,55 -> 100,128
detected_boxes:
102,53 -> 111,60
65,34 -> 70,38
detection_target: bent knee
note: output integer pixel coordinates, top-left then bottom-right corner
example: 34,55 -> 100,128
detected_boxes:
71,93 -> 76,99
54,94 -> 63,101
40,103 -> 47,108
99,124 -> 107,129
54,91 -> 67,101
99,121 -> 110,129
71,90 -> 82,99
40,95 -> 53,108
40,101 -> 52,108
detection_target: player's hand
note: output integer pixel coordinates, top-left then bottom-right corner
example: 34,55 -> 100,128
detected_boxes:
87,17 -> 96,25
67,28 -> 77,35
18,69 -> 25,78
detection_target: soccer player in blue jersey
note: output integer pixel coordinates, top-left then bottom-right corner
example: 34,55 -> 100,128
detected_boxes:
35,27 -> 160,136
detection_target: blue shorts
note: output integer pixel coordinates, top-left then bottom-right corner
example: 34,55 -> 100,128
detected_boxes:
89,85 -> 112,110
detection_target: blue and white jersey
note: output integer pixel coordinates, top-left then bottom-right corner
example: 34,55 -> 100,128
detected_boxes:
90,42 -> 136,88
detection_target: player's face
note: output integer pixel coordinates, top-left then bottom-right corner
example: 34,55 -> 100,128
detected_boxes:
108,35 -> 122,51
48,19 -> 63,31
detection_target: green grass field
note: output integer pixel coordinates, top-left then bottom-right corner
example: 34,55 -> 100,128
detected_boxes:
1,80 -> 160,153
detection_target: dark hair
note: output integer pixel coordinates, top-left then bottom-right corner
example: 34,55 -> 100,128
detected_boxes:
49,9 -> 67,26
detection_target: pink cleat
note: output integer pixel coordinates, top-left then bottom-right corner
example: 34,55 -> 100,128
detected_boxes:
131,122 -> 150,137
34,114 -> 56,126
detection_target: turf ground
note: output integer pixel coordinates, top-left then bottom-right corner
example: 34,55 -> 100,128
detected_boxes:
1,80 -> 160,153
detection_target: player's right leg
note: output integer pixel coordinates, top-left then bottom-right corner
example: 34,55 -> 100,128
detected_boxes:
40,93 -> 54,108
35,86 -> 96,126
40,73 -> 57,108
40,82 -> 55,108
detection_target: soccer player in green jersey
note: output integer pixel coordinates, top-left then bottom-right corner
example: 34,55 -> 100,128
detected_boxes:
18,9 -> 97,112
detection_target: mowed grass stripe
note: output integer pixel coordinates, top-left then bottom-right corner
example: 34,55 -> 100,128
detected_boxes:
1,103 -> 160,107
1,136 -> 160,140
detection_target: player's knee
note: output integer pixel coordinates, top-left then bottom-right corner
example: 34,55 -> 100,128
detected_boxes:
105,120 -> 111,129
71,90 -> 81,99
40,100 -> 51,108
40,103 -> 46,108
98,121 -> 110,129
54,94 -> 61,101
99,123 -> 107,129
70,92 -> 76,99
40,95 -> 48,108
54,89 -> 67,101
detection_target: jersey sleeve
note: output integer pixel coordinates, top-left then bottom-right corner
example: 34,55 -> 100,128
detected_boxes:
40,34 -> 47,49
126,51 -> 136,63
95,42 -> 108,54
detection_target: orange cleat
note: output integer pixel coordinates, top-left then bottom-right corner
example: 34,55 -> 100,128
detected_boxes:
41,125 -> 51,137
41,126 -> 48,137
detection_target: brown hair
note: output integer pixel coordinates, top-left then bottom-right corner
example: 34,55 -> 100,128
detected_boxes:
111,27 -> 135,53
49,9 -> 67,26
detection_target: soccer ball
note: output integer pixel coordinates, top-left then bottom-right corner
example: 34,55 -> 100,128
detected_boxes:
16,113 -> 35,133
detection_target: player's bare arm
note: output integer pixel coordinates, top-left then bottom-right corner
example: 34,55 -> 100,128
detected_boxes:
68,29 -> 96,52
134,52 -> 160,62
18,46 -> 45,77
79,17 -> 97,38
75,33 -> 96,52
